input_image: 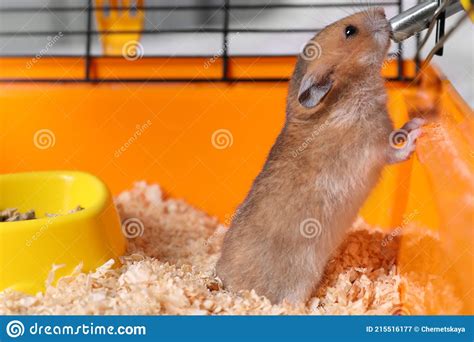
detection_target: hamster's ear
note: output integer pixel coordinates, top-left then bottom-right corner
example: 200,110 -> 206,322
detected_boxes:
297,71 -> 333,109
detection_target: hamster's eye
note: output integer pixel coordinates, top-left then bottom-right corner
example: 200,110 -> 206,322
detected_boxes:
345,25 -> 358,38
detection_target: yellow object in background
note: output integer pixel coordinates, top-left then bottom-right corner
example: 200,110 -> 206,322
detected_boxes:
0,171 -> 127,294
461,0 -> 474,21
95,0 -> 145,57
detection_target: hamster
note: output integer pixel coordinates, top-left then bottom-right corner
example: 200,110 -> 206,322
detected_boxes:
216,8 -> 425,304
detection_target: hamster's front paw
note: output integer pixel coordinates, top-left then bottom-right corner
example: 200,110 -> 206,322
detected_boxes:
387,118 -> 426,164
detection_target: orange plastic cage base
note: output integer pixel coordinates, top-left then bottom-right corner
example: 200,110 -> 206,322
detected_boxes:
0,58 -> 472,314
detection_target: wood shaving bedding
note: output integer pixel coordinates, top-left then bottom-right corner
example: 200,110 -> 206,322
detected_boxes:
0,182 -> 460,315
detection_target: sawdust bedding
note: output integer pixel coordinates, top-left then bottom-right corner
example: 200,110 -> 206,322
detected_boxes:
0,182 -> 460,315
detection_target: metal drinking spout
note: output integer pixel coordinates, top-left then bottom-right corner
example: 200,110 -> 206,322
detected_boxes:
389,0 -> 464,42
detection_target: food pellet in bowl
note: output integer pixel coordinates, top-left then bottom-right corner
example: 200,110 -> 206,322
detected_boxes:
68,205 -> 84,214
46,205 -> 84,218
0,205 -> 84,222
0,208 -> 36,222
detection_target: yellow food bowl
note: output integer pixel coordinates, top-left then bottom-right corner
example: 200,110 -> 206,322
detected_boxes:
0,171 -> 126,294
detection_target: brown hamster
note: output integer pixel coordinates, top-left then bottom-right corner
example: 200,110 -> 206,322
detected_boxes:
216,8 -> 425,304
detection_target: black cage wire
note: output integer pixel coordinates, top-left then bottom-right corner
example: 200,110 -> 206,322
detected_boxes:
0,0 -> 420,83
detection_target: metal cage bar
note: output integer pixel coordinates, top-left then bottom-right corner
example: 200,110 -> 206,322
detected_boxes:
0,1 -> 409,83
